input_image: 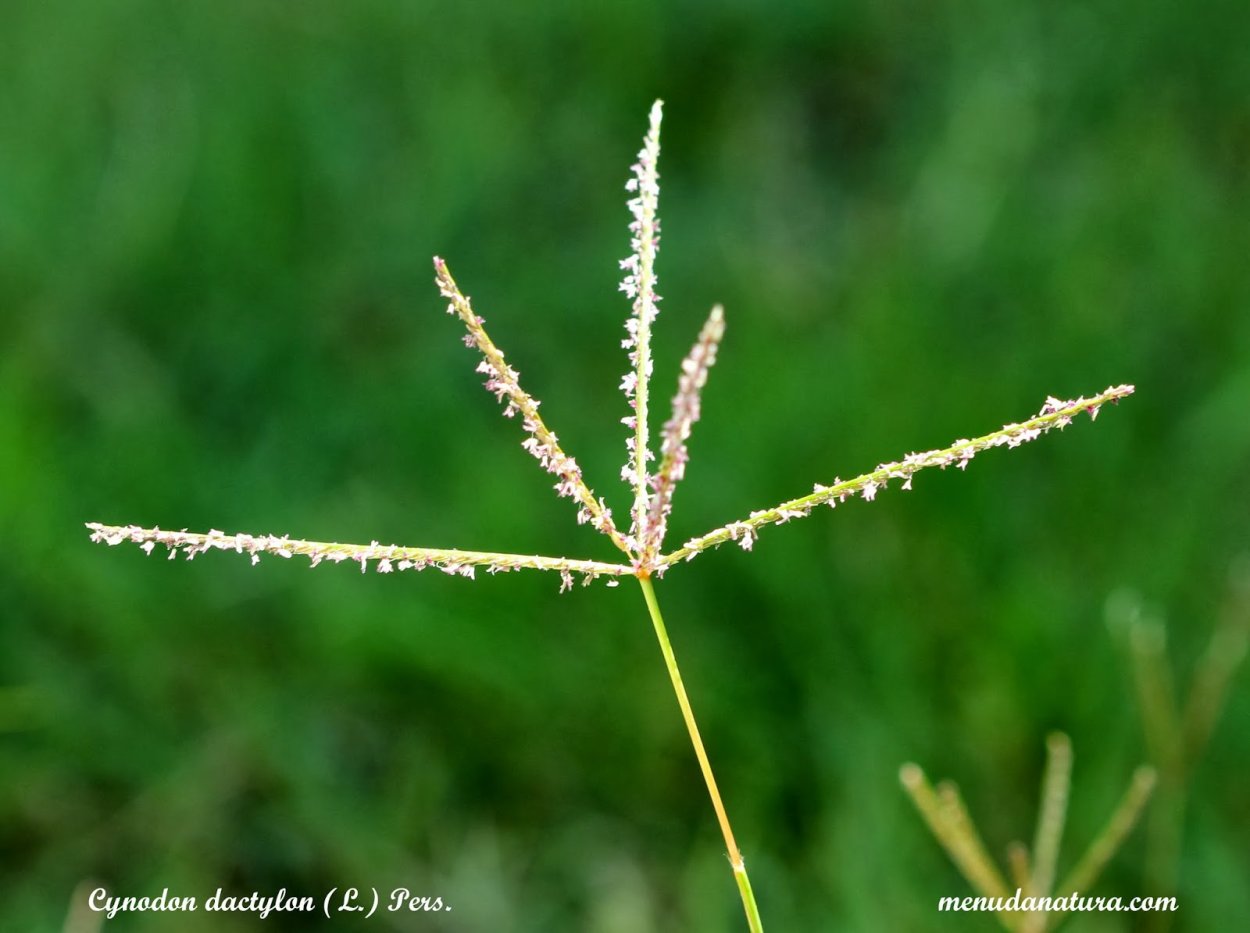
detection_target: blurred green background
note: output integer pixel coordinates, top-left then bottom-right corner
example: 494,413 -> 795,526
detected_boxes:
3,0 -> 1248,929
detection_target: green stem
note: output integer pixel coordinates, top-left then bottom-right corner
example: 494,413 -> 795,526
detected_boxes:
636,575 -> 764,933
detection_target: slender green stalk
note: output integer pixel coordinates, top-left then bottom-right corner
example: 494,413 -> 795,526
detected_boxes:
899,765 -> 1016,931
1028,732 -> 1072,898
1022,733 -> 1073,933
1109,568 -> 1248,932
637,575 -> 763,933
1006,841 -> 1031,893
1057,766 -> 1157,896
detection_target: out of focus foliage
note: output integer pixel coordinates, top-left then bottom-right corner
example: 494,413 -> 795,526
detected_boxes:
2,0 -> 1247,929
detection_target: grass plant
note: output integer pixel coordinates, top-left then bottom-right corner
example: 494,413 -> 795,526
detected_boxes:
901,734 -> 1157,932
1106,560 -> 1250,931
88,102 -> 1134,931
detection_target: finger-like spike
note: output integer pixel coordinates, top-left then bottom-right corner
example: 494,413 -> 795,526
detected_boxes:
640,305 -> 725,564
435,258 -> 632,557
658,385 -> 1135,569
86,523 -> 633,589
620,100 -> 665,548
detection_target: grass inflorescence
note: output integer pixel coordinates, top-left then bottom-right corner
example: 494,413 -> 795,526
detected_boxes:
89,101 -> 1135,931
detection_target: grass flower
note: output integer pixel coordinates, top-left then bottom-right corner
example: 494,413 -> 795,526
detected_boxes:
88,101 -> 1135,931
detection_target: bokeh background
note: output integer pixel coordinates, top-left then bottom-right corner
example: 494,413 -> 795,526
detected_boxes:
3,0 -> 1248,929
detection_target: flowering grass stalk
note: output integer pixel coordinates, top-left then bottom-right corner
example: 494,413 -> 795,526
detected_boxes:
901,734 -> 1157,932
88,102 -> 1135,931
1107,563 -> 1249,931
